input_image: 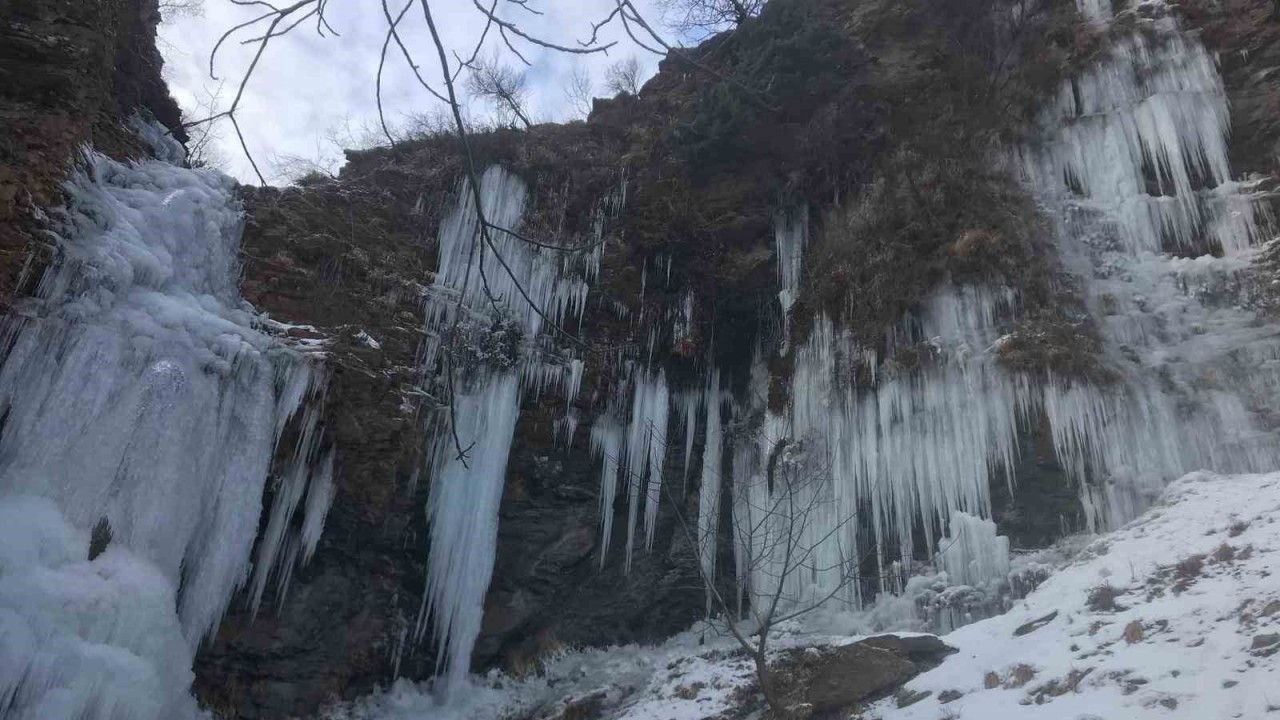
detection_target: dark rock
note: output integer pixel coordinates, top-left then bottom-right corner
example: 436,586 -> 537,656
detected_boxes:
938,689 -> 964,703
895,688 -> 932,708
861,634 -> 957,669
1014,611 -> 1059,637
1251,633 -> 1280,652
992,422 -> 1086,549
806,645 -> 916,712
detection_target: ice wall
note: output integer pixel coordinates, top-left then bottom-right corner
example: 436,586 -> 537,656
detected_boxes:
0,129 -> 333,719
415,166 -> 601,695
1018,8 -> 1280,526
707,2 -> 1280,625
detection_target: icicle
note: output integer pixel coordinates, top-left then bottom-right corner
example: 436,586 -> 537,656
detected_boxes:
680,389 -> 700,486
556,408 -> 581,448
248,367 -> 332,616
698,370 -> 723,611
591,417 -> 624,567
1074,0 -> 1112,22
419,373 -> 521,698
774,209 -> 808,348
622,369 -> 670,567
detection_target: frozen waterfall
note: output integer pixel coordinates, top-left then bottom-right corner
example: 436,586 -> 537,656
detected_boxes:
0,126 -> 333,719
415,166 -> 601,696
678,0 -> 1280,627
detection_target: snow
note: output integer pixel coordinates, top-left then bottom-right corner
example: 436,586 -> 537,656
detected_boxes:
872,471 -> 1280,720
0,496 -> 205,720
323,625 -> 762,720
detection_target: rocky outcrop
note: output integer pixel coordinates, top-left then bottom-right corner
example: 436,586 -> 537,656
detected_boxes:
769,635 -> 956,717
0,0 -> 183,312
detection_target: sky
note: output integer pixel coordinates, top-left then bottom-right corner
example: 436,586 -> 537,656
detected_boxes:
159,0 -> 675,184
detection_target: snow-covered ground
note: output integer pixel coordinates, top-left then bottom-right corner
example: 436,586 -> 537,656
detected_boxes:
327,471 -> 1280,719
871,470 -> 1280,720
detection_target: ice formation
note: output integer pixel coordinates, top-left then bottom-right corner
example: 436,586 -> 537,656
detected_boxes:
0,497 -> 201,720
697,370 -> 724,611
0,128 -> 333,718
1017,7 -> 1280,526
775,210 -> 807,348
689,1 -> 1280,627
936,513 -> 1011,589
415,167 -> 602,695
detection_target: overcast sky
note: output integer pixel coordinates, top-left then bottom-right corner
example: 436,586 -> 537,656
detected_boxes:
159,1 -> 675,184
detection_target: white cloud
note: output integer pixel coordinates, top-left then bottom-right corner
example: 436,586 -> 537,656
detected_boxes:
160,0 -> 673,183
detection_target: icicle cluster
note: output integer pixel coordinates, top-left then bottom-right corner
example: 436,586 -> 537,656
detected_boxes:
0,129 -> 333,719
706,3 -> 1280,628
415,166 -> 606,696
1018,7 -> 1280,527
588,367 -> 672,570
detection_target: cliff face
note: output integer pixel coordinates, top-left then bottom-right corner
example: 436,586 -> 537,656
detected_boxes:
12,0 -> 1279,717
194,1 -> 1100,716
0,0 -> 183,312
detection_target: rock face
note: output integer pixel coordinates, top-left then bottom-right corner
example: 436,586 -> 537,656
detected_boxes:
190,0 -> 1107,715
0,0 -> 182,312
0,0 -> 1208,717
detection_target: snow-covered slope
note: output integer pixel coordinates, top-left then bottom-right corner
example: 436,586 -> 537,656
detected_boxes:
327,471 -> 1280,720
872,471 -> 1280,720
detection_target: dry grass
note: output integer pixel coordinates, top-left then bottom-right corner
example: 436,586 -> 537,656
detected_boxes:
1087,583 -> 1124,612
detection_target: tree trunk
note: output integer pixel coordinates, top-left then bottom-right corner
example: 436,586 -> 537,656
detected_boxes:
754,645 -> 781,715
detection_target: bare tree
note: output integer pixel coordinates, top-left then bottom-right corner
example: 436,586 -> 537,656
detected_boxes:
564,65 -> 595,119
605,56 -> 642,96
466,56 -> 534,130
182,83 -> 226,170
186,0 -> 747,463
657,0 -> 763,35
158,0 -> 204,20
645,427 -> 864,715
271,153 -> 337,186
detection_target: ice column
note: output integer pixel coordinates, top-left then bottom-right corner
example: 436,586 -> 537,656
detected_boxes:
416,166 -> 598,695
775,210 -> 807,348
